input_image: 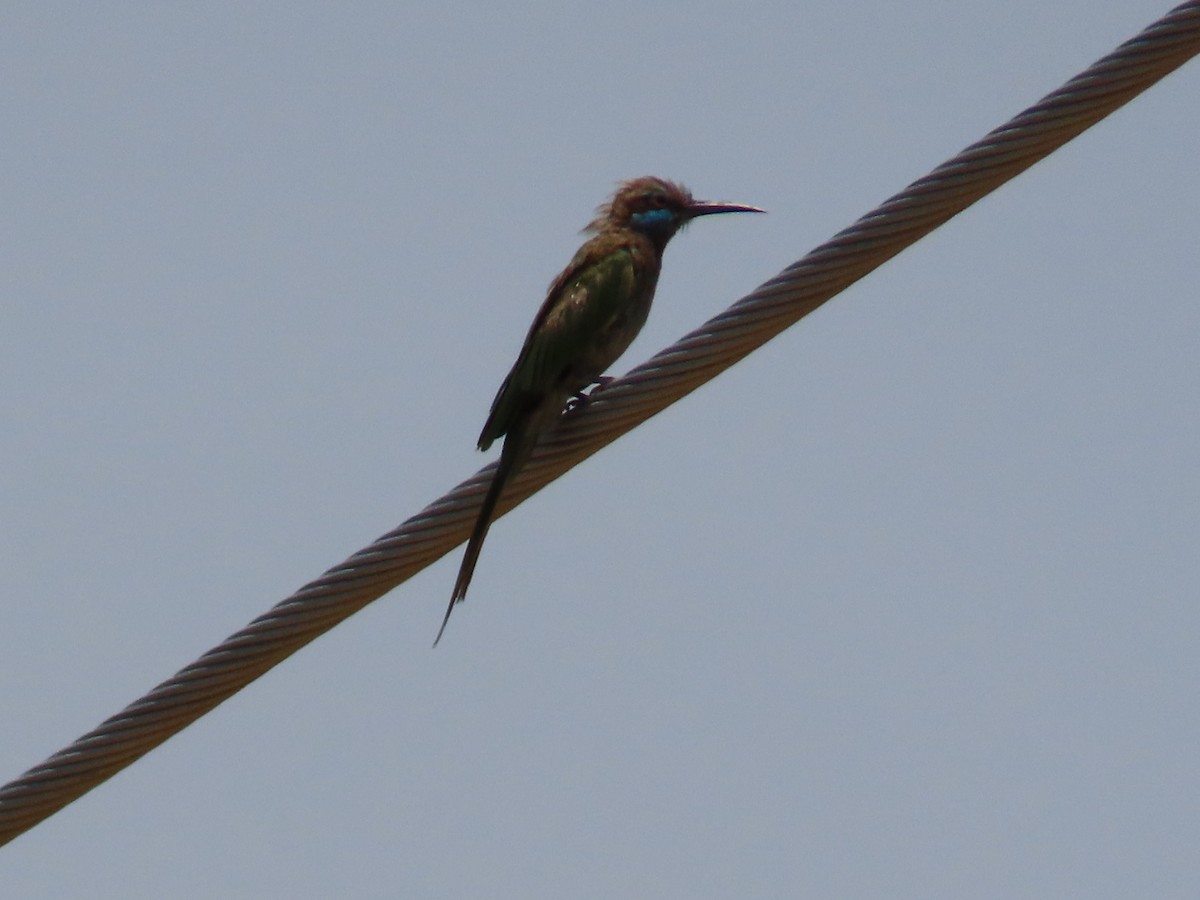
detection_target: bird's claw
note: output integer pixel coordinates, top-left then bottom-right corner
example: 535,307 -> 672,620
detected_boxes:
566,376 -> 615,412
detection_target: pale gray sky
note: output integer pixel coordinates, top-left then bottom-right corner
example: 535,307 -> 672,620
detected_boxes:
3,2 -> 1198,897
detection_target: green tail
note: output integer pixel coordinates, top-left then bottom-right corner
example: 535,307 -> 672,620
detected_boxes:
434,417 -> 535,646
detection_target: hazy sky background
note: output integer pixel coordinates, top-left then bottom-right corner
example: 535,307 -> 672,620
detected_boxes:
3,2 -> 1198,897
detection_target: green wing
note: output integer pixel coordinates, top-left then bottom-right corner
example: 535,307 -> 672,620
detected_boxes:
478,245 -> 637,450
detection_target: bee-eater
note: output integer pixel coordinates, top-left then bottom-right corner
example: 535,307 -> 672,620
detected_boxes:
436,177 -> 763,644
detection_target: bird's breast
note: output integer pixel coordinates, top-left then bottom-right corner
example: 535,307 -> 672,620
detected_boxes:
575,267 -> 658,384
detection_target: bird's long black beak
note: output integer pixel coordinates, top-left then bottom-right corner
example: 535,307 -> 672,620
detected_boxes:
686,200 -> 766,218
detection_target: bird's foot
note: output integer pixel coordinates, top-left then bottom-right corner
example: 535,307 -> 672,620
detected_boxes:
566,376 -> 615,412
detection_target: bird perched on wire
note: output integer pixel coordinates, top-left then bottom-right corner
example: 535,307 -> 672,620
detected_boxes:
435,176 -> 763,645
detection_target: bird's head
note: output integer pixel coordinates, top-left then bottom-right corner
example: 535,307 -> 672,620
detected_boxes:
587,177 -> 763,247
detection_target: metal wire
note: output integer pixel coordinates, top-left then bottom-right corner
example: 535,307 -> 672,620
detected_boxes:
2,0 -> 1198,848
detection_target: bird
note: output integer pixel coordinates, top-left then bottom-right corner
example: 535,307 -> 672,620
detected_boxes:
435,176 -> 763,645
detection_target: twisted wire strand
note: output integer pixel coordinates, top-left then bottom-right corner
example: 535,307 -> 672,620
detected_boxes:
2,1 -> 1197,847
